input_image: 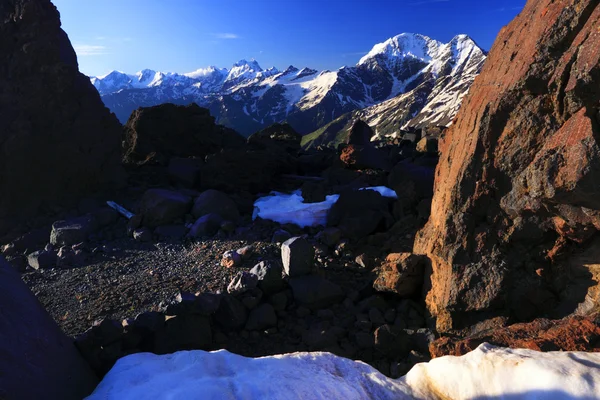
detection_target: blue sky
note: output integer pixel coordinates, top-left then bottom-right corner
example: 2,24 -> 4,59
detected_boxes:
52,0 -> 525,77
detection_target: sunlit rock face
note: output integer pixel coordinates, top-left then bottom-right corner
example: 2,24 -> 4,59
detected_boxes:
414,0 -> 600,332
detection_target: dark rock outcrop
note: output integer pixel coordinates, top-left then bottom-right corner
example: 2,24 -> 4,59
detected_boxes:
247,123 -> 302,153
122,103 -> 245,165
0,256 -> 98,399
0,0 -> 124,235
414,0 -> 600,332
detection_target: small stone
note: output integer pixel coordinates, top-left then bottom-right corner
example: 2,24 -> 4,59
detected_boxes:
355,332 -> 375,349
245,304 -> 277,331
373,253 -> 427,297
221,250 -> 242,268
27,250 -> 57,270
133,228 -> 153,242
235,245 -> 253,259
384,309 -> 396,323
139,189 -> 192,227
369,308 -> 386,326
316,227 -> 342,247
355,254 -> 371,269
249,261 -> 284,294
281,237 -> 314,277
227,271 -> 258,295
272,229 -> 292,243
50,216 -> 96,246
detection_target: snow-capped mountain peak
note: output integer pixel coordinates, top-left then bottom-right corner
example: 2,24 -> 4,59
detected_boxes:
358,33 -> 442,66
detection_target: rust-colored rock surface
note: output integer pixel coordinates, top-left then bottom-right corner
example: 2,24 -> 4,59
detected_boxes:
0,0 -> 124,235
414,0 -> 600,332
430,317 -> 600,358
373,253 -> 428,297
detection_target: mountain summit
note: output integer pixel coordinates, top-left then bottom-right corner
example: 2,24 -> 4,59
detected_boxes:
91,33 -> 486,136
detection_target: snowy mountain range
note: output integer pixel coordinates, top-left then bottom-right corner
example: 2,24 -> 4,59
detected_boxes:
91,33 -> 486,137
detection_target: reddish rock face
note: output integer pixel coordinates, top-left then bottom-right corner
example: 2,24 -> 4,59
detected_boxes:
414,0 -> 600,332
430,317 -> 600,358
0,0 -> 124,235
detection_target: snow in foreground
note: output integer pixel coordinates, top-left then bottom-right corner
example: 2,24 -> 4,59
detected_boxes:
88,343 -> 600,400
252,186 -> 398,228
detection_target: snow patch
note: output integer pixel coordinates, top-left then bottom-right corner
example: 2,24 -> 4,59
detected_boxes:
87,343 -> 600,400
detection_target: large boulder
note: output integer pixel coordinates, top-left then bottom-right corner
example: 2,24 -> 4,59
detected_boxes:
347,119 -> 374,146
327,190 -> 393,240
414,0 -> 600,332
199,147 -> 296,194
122,103 -> 245,165
247,123 -> 302,153
0,256 -> 98,399
0,0 -> 124,235
139,189 -> 192,227
191,189 -> 239,222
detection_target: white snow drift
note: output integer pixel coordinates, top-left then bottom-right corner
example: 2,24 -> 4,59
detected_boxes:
252,186 -> 398,228
87,343 -> 600,399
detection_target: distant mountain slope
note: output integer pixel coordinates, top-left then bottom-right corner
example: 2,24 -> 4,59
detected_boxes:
302,34 -> 486,149
91,33 -> 486,137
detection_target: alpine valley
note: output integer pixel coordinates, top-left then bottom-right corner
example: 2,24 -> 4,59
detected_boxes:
91,33 -> 486,138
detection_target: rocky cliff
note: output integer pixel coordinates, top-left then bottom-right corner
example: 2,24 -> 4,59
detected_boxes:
414,0 -> 600,332
0,0 -> 124,235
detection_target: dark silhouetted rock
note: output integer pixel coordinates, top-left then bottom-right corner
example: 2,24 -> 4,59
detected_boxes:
245,303 -> 277,331
123,103 -> 245,165
188,213 -> 222,238
374,324 -> 412,358
247,123 -> 302,153
281,237 -> 314,277
327,190 -> 392,240
155,224 -> 188,240
227,271 -> 258,295
154,314 -> 212,354
214,295 -> 248,330
271,229 -> 292,243
289,275 -> 344,309
168,157 -> 203,188
250,261 -> 284,295
27,249 -> 57,270
0,0 -> 124,236
192,189 -> 240,222
0,256 -> 97,399
347,120 -> 374,146
139,189 -> 192,227
50,215 -> 96,246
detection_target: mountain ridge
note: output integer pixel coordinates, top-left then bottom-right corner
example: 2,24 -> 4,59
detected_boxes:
91,33 -> 486,136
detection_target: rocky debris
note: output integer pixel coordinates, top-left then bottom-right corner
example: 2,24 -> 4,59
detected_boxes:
373,253 -> 427,297
133,228 -> 153,243
430,317 -> 600,358
415,137 -> 438,154
214,295 -> 248,330
288,275 -> 344,309
0,0 -> 124,236
0,256 -> 98,399
192,190 -> 240,222
154,225 -> 188,240
50,216 -> 96,246
154,314 -> 212,354
301,181 -> 327,203
327,190 -> 392,240
56,246 -> 85,268
245,303 -> 277,331
281,237 -> 314,277
247,123 -> 302,153
227,271 -> 258,295
316,227 -> 342,248
27,250 -> 57,270
271,229 -> 292,243
221,250 -> 242,268
188,213 -> 222,238
340,144 -> 390,171
139,189 -> 192,227
414,0 -> 600,332
168,157 -> 203,188
123,103 -> 245,165
347,120 -> 374,146
374,324 -> 412,358
388,162 -> 434,213
250,261 -> 284,295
